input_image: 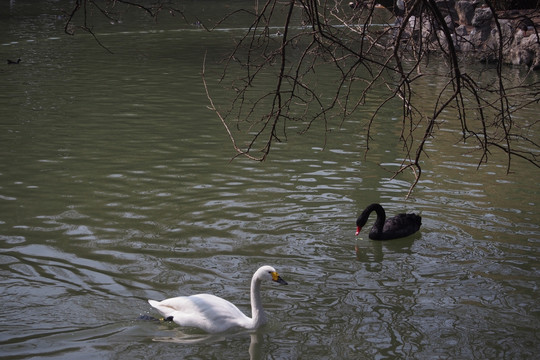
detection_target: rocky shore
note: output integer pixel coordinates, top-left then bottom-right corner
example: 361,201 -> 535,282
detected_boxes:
443,1 -> 539,69
352,0 -> 540,70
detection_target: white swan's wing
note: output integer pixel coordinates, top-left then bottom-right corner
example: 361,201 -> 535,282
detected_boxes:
148,294 -> 252,333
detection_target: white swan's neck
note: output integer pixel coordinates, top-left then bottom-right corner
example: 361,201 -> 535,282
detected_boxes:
250,274 -> 267,328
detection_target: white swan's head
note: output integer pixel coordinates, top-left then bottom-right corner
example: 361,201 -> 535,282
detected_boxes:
254,265 -> 288,285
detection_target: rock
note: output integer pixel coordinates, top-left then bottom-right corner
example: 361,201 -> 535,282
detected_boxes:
455,24 -> 468,36
511,48 -> 532,66
383,0 -> 540,70
435,0 -> 459,22
454,25 -> 472,52
471,7 -> 493,27
512,33 -> 540,69
445,15 -> 456,31
455,0 -> 478,26
469,22 -> 491,46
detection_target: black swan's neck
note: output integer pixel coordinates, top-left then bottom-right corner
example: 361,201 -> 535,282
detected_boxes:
357,203 -> 386,231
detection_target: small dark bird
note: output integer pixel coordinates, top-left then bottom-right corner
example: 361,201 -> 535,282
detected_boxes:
356,203 -> 421,240
7,59 -> 21,65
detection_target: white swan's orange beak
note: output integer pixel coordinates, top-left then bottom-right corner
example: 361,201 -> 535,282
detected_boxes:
271,271 -> 288,285
355,226 -> 362,236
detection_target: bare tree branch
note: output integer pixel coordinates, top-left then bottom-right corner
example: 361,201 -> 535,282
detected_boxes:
65,0 -> 540,196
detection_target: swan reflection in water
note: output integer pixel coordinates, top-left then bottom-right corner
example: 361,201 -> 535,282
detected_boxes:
150,329 -> 264,359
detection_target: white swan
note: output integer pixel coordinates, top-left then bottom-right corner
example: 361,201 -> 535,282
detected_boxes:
147,265 -> 288,333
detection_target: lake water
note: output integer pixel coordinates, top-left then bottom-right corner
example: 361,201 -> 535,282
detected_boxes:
1,1 -> 539,359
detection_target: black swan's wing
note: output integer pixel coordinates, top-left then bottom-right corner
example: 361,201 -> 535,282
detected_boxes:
382,213 -> 422,239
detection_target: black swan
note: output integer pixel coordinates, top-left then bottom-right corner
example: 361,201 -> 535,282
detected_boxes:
7,59 -> 21,65
355,203 -> 421,240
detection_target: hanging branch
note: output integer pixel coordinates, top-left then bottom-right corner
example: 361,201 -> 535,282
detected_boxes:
64,0 -> 540,196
